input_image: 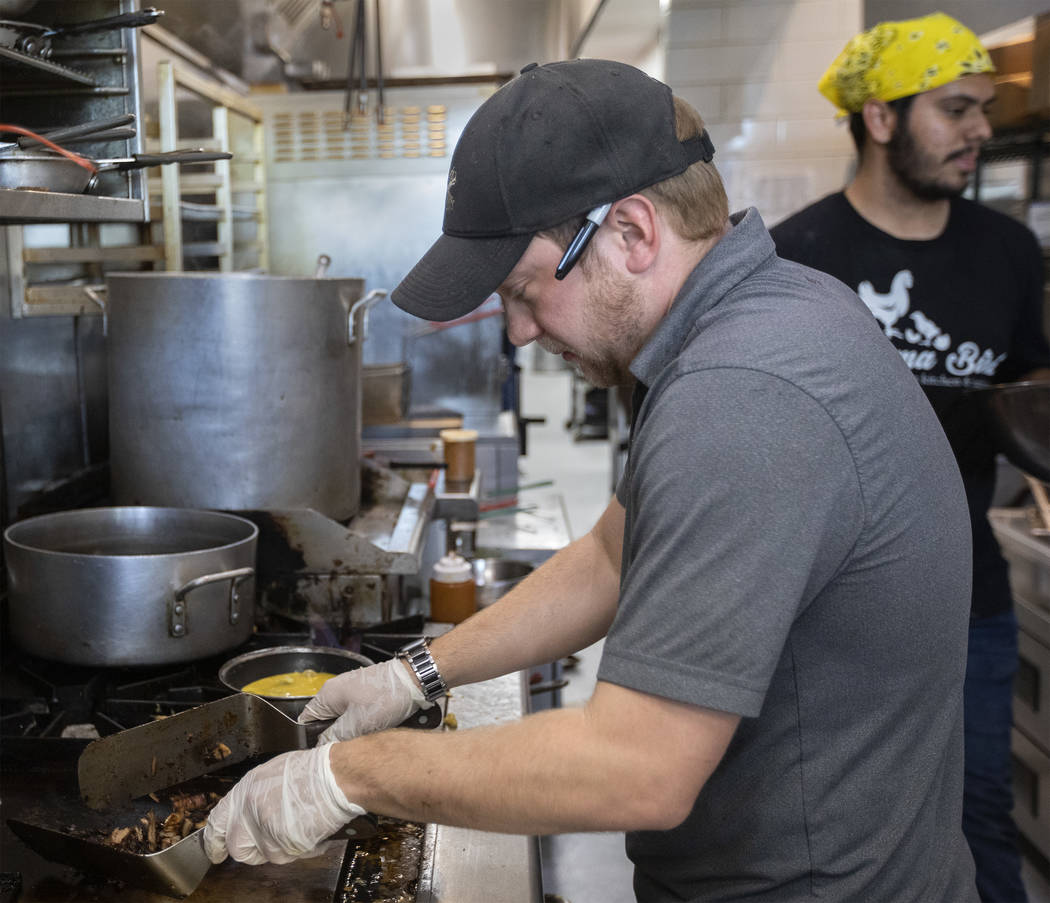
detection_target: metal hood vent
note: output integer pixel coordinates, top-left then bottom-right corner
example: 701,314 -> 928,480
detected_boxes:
156,0 -> 564,86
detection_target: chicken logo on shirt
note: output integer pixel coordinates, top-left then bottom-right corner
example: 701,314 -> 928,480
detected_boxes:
905,309 -> 951,351
857,270 -> 911,338
857,269 -> 951,351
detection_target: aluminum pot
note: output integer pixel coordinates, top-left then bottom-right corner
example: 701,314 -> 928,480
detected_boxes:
107,273 -> 382,521
219,645 -> 374,719
3,506 -> 258,667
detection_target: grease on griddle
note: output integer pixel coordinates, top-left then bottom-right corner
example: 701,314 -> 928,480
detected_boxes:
338,818 -> 425,903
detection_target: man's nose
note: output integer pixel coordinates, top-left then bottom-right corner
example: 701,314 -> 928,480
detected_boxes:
970,108 -> 993,143
502,300 -> 541,347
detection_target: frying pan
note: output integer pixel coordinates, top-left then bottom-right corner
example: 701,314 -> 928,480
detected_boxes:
0,125 -> 233,193
0,149 -> 233,193
218,644 -> 375,719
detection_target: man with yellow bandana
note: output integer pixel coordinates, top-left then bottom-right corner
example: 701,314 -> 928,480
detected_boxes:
773,12 -> 1050,903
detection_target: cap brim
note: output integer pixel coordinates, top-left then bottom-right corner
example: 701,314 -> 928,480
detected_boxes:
392,231 -> 534,322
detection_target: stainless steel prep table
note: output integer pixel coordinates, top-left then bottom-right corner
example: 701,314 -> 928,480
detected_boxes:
476,491 -> 574,563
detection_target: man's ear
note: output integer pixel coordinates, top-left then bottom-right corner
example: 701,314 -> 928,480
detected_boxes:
861,98 -> 897,146
605,195 -> 659,275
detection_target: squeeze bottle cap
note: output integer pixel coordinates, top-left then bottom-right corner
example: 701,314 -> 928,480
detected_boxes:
432,552 -> 473,583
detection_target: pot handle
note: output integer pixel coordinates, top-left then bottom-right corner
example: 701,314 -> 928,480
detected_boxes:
169,567 -> 255,638
346,289 -> 387,346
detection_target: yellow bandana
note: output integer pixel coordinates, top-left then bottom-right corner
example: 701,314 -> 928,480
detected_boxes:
818,11 -> 994,116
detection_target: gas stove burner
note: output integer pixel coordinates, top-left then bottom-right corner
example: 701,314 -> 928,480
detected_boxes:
0,616 -> 426,740
0,614 -> 435,903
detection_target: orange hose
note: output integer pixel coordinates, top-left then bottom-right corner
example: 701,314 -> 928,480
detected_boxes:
0,124 -> 98,173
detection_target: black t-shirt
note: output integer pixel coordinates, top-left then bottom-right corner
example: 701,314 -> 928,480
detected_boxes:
771,192 -> 1050,618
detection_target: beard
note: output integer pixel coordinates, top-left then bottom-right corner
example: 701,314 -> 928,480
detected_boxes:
541,255 -> 648,388
886,121 -> 969,201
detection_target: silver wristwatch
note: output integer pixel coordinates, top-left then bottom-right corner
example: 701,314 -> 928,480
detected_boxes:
397,637 -> 448,702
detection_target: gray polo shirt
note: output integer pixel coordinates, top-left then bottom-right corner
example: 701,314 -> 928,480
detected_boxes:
601,209 -> 976,902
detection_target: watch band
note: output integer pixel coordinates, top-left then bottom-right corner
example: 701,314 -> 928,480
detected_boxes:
397,637 -> 448,703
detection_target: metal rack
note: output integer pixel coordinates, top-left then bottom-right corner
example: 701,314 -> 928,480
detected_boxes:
2,1 -> 152,318
0,0 -> 150,226
4,24 -> 270,320
149,60 -> 268,272
0,191 -> 145,224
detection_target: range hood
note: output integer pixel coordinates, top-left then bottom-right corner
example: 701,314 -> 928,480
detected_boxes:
153,0 -> 660,87
157,0 -> 562,85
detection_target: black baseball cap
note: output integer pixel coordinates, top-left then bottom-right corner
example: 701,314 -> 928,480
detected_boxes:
391,59 -> 714,322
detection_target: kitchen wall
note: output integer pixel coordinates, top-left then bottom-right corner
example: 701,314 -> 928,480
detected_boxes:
662,0 -> 862,227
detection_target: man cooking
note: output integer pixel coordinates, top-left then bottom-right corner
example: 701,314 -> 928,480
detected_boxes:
204,59 -> 979,902
770,14 -> 1050,901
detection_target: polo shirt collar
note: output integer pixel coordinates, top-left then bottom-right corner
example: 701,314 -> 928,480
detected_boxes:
629,207 -> 775,389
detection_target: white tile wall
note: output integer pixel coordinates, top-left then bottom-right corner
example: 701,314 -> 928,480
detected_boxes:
709,119 -> 779,156
722,78 -> 837,119
674,83 -> 723,119
724,0 -> 851,44
668,28 -> 845,77
665,7 -> 724,46
664,0 -> 862,225
776,116 -> 857,155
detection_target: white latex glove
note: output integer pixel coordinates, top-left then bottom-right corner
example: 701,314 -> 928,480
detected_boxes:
202,744 -> 365,866
298,658 -> 436,744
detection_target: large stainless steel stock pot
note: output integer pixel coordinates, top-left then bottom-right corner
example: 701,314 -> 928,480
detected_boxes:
3,506 -> 258,666
106,272 -> 382,521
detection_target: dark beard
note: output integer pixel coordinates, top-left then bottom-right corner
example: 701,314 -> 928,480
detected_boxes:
569,251 -> 647,388
886,123 -> 966,201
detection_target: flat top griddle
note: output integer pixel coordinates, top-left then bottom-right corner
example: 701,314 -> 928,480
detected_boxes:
2,736 -> 425,902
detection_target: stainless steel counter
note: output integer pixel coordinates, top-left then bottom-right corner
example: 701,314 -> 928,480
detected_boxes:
412,493 -> 572,903
476,491 -> 574,563
419,672 -> 542,903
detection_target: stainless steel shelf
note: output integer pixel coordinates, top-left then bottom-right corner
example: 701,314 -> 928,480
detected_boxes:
0,188 -> 147,224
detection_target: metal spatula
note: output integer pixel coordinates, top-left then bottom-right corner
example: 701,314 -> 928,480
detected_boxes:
7,818 -> 215,899
79,692 -> 327,811
15,692 -> 437,898
78,690 -> 440,820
